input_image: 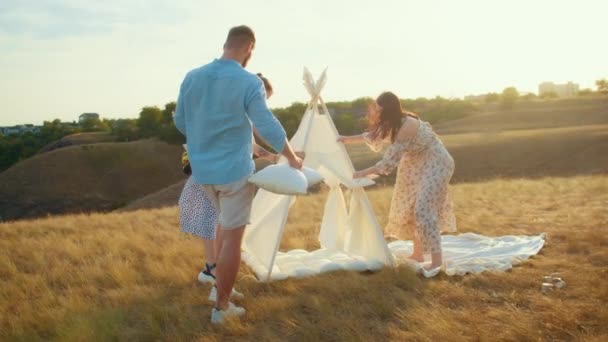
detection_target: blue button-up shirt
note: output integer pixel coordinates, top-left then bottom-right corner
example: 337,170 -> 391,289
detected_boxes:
174,58 -> 287,184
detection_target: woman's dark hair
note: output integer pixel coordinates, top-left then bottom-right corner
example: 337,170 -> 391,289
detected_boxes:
369,91 -> 418,142
256,73 -> 273,93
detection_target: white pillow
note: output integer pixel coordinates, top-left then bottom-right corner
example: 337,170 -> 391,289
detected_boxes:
249,164 -> 308,195
301,167 -> 324,186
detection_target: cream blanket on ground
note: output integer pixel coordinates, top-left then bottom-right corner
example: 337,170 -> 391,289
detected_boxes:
242,233 -> 546,281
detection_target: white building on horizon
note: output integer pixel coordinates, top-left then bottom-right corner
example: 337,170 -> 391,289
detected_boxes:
0,124 -> 41,136
538,82 -> 580,98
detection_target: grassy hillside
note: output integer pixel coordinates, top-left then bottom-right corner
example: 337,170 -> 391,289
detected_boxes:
349,97 -> 608,183
38,132 -> 119,153
354,97 -> 608,180
1,175 -> 606,341
121,179 -> 187,212
120,159 -> 278,212
124,123 -> 608,212
433,97 -> 608,135
0,139 -> 186,221
2,98 -> 605,220
351,124 -> 608,183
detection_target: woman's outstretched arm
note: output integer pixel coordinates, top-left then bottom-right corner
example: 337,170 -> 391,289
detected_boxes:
354,136 -> 409,179
353,165 -> 381,179
337,134 -> 367,144
353,145 -> 403,179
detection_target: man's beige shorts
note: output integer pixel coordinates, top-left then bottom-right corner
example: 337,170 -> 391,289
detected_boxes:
201,175 -> 255,230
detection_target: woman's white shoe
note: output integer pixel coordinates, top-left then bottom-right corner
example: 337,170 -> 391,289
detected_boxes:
211,302 -> 245,324
421,266 -> 441,278
197,271 -> 216,284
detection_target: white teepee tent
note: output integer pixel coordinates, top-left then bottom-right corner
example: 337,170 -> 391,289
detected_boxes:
242,68 -> 395,281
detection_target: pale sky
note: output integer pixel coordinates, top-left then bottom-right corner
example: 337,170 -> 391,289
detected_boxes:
0,0 -> 606,126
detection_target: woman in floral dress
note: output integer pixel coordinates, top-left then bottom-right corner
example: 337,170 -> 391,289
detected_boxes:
338,91 -> 456,275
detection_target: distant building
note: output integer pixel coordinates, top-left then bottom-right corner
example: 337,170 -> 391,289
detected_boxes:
21,124 -> 40,134
79,113 -> 100,123
0,126 -> 20,136
538,82 -> 580,98
0,124 -> 41,136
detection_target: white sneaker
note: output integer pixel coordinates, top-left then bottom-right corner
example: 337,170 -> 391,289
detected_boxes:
211,302 -> 246,324
208,286 -> 245,302
421,266 -> 441,278
198,271 -> 216,284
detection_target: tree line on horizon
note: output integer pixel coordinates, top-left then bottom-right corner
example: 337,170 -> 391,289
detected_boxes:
1,80 -> 607,172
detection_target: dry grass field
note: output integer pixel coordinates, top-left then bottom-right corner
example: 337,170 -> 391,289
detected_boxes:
1,175 -> 606,341
1,97 -> 607,341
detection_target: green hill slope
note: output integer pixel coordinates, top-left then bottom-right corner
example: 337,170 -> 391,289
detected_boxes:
0,139 -> 185,221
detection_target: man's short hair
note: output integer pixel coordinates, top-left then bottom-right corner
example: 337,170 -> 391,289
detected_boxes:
225,25 -> 256,49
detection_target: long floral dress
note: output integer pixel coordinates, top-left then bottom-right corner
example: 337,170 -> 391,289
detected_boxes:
365,118 -> 456,254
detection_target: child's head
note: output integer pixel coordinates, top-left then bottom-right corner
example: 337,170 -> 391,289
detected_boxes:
256,73 -> 273,99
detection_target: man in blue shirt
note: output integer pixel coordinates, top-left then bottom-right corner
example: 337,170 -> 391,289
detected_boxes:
174,25 -> 302,324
